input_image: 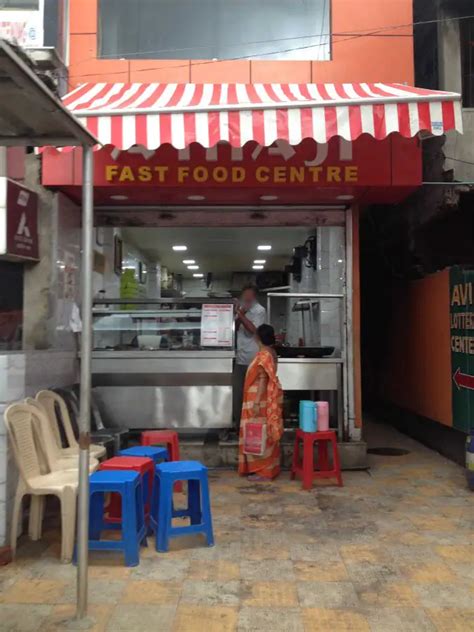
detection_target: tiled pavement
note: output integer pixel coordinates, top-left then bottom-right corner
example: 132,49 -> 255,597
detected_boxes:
1,421 -> 473,631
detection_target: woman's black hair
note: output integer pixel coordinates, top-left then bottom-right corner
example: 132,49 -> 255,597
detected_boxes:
257,323 -> 276,347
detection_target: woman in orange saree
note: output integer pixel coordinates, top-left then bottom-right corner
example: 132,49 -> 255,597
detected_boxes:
238,324 -> 284,481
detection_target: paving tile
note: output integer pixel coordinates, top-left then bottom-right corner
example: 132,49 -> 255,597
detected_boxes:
413,584 -> 474,609
39,604 -> 113,632
302,607 -> 370,632
293,560 -> 348,581
355,581 -> 419,607
399,562 -> 457,583
190,543 -> 241,561
59,580 -> 126,605
241,581 -> 298,607
297,581 -> 360,608
106,605 -> 176,632
122,580 -> 181,605
0,578 -> 69,604
240,544 -> 290,561
426,608 -> 474,631
289,543 -> 341,562
240,560 -> 294,581
363,607 -> 436,632
181,580 -> 240,606
173,605 -> 238,632
435,545 -> 474,562
188,560 -> 240,581
237,607 -> 302,632
0,604 -> 51,631
130,557 -> 189,580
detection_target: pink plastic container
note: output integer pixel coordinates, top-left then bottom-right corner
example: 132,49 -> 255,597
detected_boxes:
315,401 -> 329,431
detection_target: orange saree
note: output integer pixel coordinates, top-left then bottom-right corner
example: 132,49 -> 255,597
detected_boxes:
238,348 -> 284,479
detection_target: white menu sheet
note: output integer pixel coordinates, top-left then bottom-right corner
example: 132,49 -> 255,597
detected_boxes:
200,303 -> 234,347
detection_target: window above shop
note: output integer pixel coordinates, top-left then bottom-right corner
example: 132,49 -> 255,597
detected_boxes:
98,0 -> 331,61
461,16 -> 474,107
0,1 -> 39,8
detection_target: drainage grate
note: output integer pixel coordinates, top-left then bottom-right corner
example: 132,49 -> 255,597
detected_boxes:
367,447 -> 410,456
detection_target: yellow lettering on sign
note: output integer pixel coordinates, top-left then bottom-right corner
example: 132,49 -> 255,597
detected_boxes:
273,167 -> 287,183
345,166 -> 359,182
119,166 -> 135,182
154,166 -> 169,182
193,166 -> 208,183
138,166 -> 152,182
213,166 -> 228,183
256,166 -> 270,183
105,165 -> 119,181
232,167 -> 245,183
289,166 -> 305,183
178,166 -> 190,183
308,166 -> 323,182
327,166 -> 342,183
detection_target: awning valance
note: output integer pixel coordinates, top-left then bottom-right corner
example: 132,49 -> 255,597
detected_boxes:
62,82 -> 463,150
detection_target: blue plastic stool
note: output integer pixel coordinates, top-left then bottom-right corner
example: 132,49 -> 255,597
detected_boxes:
88,470 -> 147,566
119,446 -> 169,465
150,461 -> 214,552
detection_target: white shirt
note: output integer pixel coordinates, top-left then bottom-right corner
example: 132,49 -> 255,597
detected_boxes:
236,302 -> 266,365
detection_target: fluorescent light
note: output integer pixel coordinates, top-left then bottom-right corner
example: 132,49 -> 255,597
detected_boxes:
187,195 -> 206,201
254,259 -> 266,264
110,194 -> 128,201
193,273 -> 204,278
183,259 -> 195,264
257,245 -> 272,251
260,195 -> 278,201
337,194 -> 354,200
172,245 -> 187,251
187,265 -> 199,270
252,265 -> 264,270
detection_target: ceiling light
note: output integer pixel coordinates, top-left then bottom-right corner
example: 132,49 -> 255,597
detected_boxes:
187,265 -> 199,270
336,194 -> 354,200
252,265 -> 264,270
187,195 -> 206,201
257,245 -> 272,251
172,245 -> 187,251
259,195 -> 278,201
193,273 -> 204,278
254,259 -> 266,264
183,259 -> 195,264
110,194 -> 128,201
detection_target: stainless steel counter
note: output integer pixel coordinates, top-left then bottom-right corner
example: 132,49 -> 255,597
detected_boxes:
91,350 -> 234,430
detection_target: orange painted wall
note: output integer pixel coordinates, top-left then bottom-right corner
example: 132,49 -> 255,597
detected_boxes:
381,270 -> 453,426
68,0 -> 414,86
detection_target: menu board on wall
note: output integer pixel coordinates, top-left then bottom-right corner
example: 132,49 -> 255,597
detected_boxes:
200,304 -> 234,347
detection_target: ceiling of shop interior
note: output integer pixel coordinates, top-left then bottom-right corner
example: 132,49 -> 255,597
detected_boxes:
121,226 -> 311,276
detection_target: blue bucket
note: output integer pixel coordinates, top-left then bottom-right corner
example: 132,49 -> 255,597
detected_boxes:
299,400 -> 317,433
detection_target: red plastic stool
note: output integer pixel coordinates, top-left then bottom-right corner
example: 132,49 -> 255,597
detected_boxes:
141,430 -> 182,492
291,430 -> 343,490
99,456 -> 155,524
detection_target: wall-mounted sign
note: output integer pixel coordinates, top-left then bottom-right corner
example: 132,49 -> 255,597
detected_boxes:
0,177 -> 39,261
0,6 -> 44,48
450,266 -> 474,433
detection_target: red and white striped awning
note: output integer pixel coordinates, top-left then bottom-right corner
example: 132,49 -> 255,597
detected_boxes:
62,82 -> 463,150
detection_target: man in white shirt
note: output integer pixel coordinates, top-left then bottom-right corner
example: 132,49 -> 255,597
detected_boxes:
232,283 -> 266,431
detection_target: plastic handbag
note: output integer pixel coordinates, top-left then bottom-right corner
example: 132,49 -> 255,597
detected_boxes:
243,421 -> 267,456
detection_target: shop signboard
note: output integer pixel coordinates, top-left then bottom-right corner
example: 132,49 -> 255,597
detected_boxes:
450,266 -> 474,433
0,2 -> 44,48
0,177 -> 39,261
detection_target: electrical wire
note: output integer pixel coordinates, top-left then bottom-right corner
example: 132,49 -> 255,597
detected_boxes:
67,13 -> 474,76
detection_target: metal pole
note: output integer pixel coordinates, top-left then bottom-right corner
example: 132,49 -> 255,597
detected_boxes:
76,145 -> 94,619
345,207 -> 355,441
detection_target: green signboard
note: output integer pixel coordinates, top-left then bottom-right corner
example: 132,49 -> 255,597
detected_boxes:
450,266 -> 474,433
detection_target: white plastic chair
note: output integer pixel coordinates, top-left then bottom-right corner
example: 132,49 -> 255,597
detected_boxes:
36,390 -> 106,460
24,398 -> 99,541
4,403 -> 79,562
